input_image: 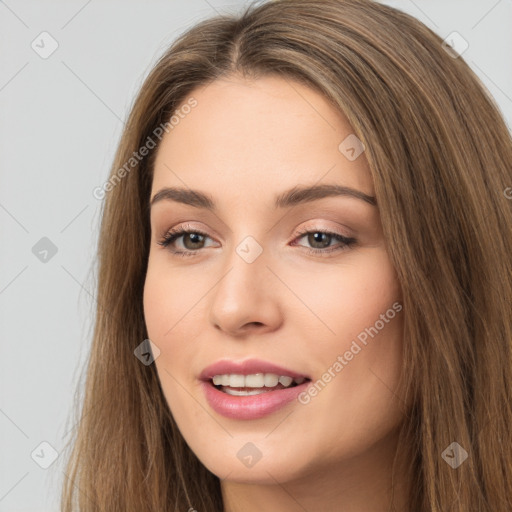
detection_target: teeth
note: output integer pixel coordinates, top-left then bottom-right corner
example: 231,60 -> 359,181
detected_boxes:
229,374 -> 245,387
264,374 -> 279,387
245,373 -> 264,387
278,376 -> 293,387
211,373 -> 306,388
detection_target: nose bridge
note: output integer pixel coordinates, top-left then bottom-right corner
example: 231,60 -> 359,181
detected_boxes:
208,230 -> 281,334
216,232 -> 268,302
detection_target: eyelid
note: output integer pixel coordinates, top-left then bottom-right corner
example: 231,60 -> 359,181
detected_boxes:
158,222 -> 218,241
292,219 -> 354,238
158,220 -> 353,242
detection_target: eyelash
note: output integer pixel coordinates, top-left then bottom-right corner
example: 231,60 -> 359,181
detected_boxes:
157,224 -> 357,258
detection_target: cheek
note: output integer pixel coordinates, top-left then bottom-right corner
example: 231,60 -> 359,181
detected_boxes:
142,258 -> 198,378
143,255 -> 203,339
286,248 -> 404,418
143,260 -> 201,418
278,247 -> 402,344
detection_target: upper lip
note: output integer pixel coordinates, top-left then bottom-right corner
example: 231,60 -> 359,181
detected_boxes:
199,358 -> 310,381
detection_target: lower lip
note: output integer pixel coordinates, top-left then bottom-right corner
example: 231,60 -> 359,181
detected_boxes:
201,380 -> 311,420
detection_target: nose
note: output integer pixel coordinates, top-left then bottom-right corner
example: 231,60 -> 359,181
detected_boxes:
208,238 -> 283,337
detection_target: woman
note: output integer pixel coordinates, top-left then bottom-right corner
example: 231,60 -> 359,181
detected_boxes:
61,0 -> 512,511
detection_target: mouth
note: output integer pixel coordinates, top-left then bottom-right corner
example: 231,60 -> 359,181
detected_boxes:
209,373 -> 311,396
199,359 -> 312,418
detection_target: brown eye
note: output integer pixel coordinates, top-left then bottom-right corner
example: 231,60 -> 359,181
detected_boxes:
306,232 -> 333,249
292,228 -> 357,256
181,232 -> 206,250
157,225 -> 215,257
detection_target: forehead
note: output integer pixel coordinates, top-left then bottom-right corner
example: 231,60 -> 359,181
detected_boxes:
151,75 -> 374,201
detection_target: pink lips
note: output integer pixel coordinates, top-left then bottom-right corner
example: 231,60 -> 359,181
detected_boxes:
199,358 -> 311,420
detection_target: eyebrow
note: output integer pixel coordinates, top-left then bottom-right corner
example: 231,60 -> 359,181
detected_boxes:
149,183 -> 377,211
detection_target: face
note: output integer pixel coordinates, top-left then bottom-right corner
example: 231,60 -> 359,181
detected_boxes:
143,74 -> 405,485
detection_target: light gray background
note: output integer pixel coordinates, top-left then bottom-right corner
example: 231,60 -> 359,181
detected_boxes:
1,1 -> 511,510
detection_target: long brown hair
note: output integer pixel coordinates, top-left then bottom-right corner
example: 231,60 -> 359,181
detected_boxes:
60,1 -> 512,510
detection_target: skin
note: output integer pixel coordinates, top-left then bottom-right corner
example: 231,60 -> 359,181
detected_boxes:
143,74 -> 410,512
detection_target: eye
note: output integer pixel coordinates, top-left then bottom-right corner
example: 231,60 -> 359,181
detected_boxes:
157,224 -> 357,258
157,224 -> 216,257
292,228 -> 357,256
